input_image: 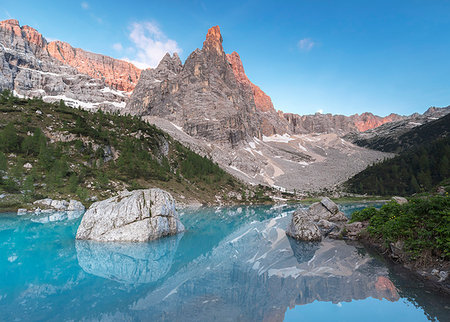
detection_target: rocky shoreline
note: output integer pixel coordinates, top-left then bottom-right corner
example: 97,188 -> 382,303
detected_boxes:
286,196 -> 450,295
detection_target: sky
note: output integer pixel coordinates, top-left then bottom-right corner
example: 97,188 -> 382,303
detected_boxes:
1,0 -> 450,116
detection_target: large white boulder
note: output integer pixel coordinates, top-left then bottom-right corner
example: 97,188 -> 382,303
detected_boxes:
76,189 -> 184,242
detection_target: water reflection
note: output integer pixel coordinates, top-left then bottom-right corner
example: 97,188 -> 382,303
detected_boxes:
127,216 -> 400,321
76,233 -> 183,284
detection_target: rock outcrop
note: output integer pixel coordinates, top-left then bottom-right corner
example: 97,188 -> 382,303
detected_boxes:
76,189 -> 184,242
286,197 -> 347,241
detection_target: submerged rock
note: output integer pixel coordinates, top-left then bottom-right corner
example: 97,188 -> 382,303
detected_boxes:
76,189 -> 184,242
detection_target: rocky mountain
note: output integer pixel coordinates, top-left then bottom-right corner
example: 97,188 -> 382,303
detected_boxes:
0,19 -> 136,110
126,26 -> 396,192
346,106 -> 450,152
47,40 -> 141,92
127,26 -> 272,146
283,111 -> 405,135
2,19 -> 443,193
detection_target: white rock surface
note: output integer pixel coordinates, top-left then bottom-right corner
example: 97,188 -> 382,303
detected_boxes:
391,196 -> 408,205
76,189 -> 184,242
67,199 -> 85,211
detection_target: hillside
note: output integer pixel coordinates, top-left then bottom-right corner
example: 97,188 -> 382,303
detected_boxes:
345,135 -> 450,196
0,90 -> 261,210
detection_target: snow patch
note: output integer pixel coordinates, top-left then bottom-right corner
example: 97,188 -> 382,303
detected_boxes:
262,134 -> 294,143
100,87 -> 126,97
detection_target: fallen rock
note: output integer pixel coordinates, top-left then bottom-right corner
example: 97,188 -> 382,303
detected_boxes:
286,208 -> 322,242
391,196 -> 408,205
76,188 -> 185,242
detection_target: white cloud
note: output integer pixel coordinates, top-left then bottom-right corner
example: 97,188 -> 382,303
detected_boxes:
121,21 -> 181,69
298,38 -> 315,52
112,42 -> 123,52
316,109 -> 323,114
81,1 -> 89,10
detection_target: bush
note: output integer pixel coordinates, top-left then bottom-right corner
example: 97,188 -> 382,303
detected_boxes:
351,196 -> 450,259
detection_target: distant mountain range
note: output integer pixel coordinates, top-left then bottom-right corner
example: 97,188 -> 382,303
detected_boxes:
1,19 -> 448,192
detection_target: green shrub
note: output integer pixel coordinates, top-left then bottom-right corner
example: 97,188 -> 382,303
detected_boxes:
352,196 -> 450,259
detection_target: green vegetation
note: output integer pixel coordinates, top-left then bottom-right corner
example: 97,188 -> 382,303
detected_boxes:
350,196 -> 450,260
0,90 -> 246,207
346,136 -> 450,196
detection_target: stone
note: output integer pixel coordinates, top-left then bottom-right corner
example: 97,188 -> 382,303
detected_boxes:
23,162 -> 32,169
76,188 -> 184,242
17,208 -> 27,215
438,271 -> 448,282
391,196 -> 408,205
320,197 -> 339,214
286,208 -> 322,242
67,199 -> 85,211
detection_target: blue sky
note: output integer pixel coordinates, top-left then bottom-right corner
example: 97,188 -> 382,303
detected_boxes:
2,0 -> 450,116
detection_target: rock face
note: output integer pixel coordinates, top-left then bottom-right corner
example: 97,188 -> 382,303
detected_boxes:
76,189 -> 184,242
226,51 -> 274,113
0,19 -> 133,111
286,197 -> 347,241
126,26 -> 288,146
283,112 -> 405,135
47,40 -> 141,92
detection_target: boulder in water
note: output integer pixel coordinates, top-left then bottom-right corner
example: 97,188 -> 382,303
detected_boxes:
76,188 -> 184,242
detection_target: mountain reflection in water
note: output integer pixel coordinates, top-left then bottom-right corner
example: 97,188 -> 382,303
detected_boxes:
0,204 -> 447,321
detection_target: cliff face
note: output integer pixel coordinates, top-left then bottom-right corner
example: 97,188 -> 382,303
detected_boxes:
283,112 -> 405,135
47,41 -> 141,92
226,51 -> 275,113
0,19 -> 127,110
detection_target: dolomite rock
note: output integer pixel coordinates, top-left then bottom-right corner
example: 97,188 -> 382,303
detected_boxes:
287,198 -> 348,241
391,196 -> 408,205
286,208 -> 322,242
76,189 -> 184,242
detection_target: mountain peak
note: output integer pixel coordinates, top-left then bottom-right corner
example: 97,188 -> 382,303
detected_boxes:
0,19 -> 20,26
203,25 -> 223,55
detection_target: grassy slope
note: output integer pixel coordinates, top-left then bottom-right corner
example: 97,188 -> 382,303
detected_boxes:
0,91 -> 256,209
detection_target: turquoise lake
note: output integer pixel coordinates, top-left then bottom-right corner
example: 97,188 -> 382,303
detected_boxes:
0,203 -> 449,321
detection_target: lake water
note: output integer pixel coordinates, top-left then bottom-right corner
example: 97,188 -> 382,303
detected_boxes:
0,203 -> 448,321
